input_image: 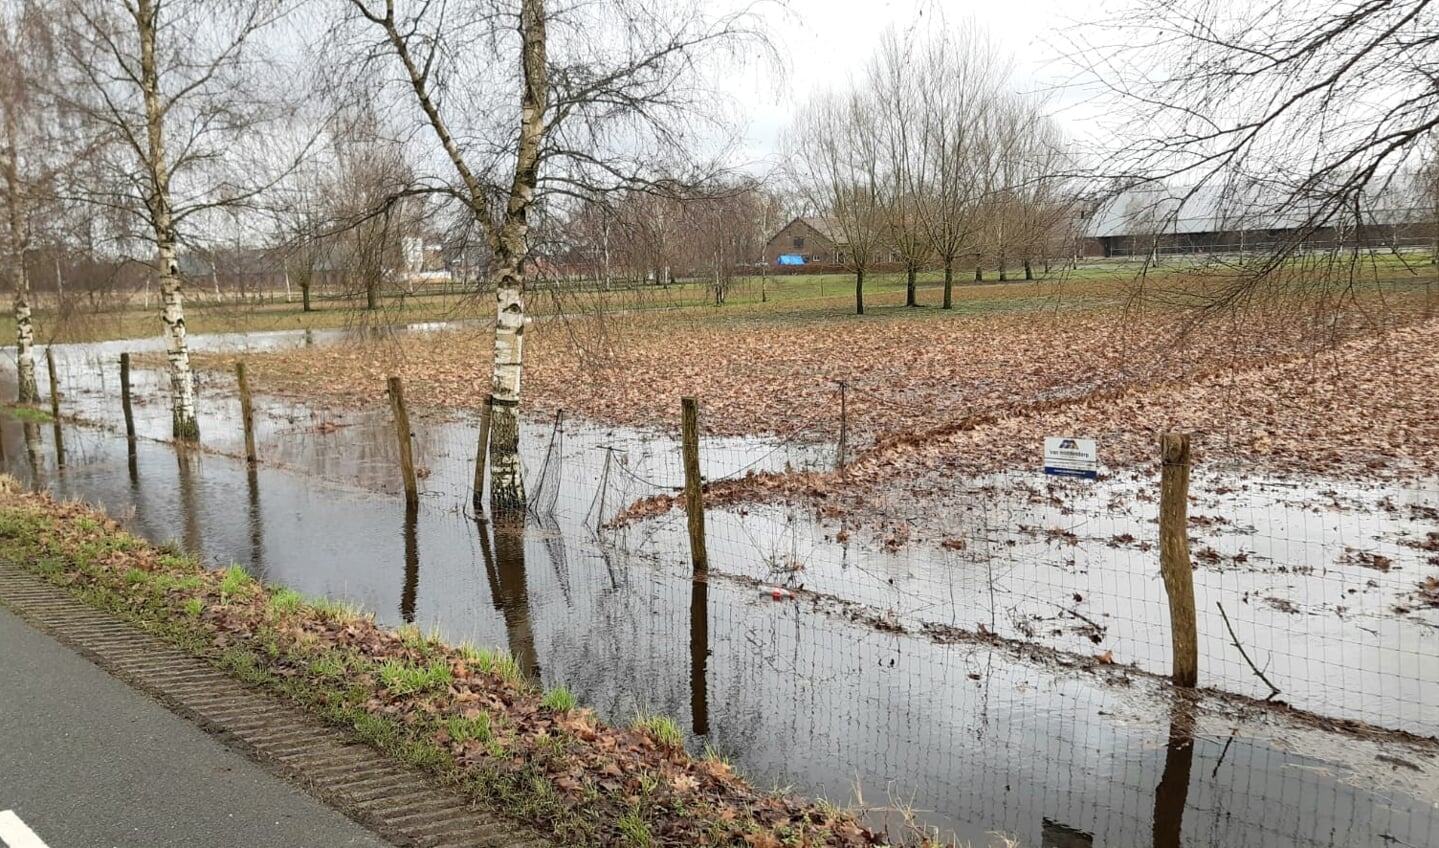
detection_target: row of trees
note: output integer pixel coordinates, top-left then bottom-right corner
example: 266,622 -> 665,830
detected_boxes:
787,25 -> 1076,315
0,0 -> 765,511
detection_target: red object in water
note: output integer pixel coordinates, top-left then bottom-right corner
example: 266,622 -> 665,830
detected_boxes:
768,587 -> 794,600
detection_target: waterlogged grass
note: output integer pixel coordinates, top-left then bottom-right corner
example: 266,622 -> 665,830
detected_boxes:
5,404 -> 53,423
0,487 -> 920,848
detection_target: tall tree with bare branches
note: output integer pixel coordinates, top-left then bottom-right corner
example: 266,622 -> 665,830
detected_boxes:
336,0 -> 764,512
55,0 -> 303,440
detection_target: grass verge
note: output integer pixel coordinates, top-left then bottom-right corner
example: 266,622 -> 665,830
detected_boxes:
0,483 -> 928,847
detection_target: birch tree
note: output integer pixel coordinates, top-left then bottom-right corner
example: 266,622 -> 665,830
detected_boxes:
0,3 -> 46,403
56,0 -> 301,440
336,0 -> 763,512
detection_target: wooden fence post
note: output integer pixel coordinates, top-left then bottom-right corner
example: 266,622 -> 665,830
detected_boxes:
388,376 -> 419,508
1159,433 -> 1198,687
835,380 -> 848,471
235,361 -> 256,464
45,347 -> 64,468
119,352 -> 136,451
680,397 -> 708,575
472,395 -> 493,512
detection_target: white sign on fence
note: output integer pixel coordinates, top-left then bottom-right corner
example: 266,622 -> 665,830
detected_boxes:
1043,437 -> 1099,480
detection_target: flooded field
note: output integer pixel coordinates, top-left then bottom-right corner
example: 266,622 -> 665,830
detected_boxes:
5,333 -> 1438,847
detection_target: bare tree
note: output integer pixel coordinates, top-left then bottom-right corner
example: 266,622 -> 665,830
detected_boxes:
1085,0 -> 1439,307
869,30 -> 930,308
787,90 -> 886,315
914,25 -> 1005,309
0,2 -> 52,403
336,0 -> 764,511
55,0 -> 304,440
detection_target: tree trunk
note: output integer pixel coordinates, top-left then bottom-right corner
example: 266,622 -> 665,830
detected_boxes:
139,0 -> 197,441
998,251 -> 1007,282
160,243 -> 198,440
975,257 -> 983,282
300,280 -> 312,312
1024,259 -> 1034,281
942,259 -> 953,310
905,262 -> 917,307
2,103 -> 36,404
366,276 -> 378,310
854,266 -> 865,315
485,0 -> 548,514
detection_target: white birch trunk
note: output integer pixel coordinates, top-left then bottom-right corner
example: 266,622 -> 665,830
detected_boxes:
485,0 -> 548,513
139,0 -> 198,441
2,102 -> 36,404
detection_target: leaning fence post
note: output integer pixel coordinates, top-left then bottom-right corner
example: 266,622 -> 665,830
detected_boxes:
835,380 -> 848,471
680,397 -> 709,575
1159,433 -> 1198,687
46,347 -> 64,469
235,361 -> 256,464
472,394 -> 493,512
119,352 -> 137,451
388,376 -> 419,508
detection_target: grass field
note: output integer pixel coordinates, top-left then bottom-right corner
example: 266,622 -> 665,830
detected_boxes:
13,252 -> 1434,345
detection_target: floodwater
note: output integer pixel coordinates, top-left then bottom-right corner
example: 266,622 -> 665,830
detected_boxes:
4,334 -> 1438,848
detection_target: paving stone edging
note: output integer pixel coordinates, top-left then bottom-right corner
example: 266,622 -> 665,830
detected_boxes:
0,562 -> 551,848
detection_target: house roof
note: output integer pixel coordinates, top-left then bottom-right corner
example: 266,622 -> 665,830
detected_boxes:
767,216 -> 848,248
1084,177 -> 1430,239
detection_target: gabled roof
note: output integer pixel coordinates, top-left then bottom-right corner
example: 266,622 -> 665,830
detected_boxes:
768,216 -> 848,247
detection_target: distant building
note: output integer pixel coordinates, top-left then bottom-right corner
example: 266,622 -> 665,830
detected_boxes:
1080,181 -> 1435,258
764,216 -> 848,267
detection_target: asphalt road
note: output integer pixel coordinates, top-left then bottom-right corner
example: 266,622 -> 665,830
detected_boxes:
0,606 -> 394,848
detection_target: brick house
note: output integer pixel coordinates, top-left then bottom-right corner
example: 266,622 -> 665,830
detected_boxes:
764,216 -> 848,267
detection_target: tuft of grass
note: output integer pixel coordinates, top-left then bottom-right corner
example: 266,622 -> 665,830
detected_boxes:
268,587 -> 304,615
541,685 -> 576,712
444,711 -> 493,745
310,595 -> 366,623
461,644 -> 526,688
633,714 -> 684,752
616,809 -> 654,848
182,597 -> 204,617
377,657 -> 453,695
218,565 -> 253,601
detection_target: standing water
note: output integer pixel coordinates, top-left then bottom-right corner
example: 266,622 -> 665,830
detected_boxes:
5,334 -> 1437,848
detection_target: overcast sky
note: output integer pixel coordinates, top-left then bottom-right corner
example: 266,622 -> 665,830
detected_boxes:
730,0 -> 1104,166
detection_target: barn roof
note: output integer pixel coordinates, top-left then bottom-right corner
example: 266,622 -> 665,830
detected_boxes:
1084,177 -> 1430,239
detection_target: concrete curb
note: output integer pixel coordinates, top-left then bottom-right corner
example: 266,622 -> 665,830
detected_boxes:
0,563 -> 551,848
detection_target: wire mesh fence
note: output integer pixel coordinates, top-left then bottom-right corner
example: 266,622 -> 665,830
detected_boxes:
11,339 -> 1439,847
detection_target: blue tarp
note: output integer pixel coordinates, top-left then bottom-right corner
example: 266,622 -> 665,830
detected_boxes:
777,254 -> 806,265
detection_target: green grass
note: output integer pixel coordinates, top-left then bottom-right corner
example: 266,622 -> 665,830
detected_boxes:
376,657 -> 454,695
310,596 -> 366,623
182,596 -> 204,617
218,565 -> 253,601
632,714 -> 684,751
616,809 -> 654,848
267,587 -> 304,615
540,685 -> 577,712
459,644 -> 526,687
4,404 -> 53,423
444,711 -> 493,745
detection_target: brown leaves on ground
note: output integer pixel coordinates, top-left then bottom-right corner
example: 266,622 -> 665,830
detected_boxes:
0,488 -> 902,848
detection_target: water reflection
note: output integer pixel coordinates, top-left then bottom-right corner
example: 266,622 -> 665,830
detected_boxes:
401,502 -> 419,624
1041,819 -> 1093,848
175,447 -> 204,564
22,421 -> 41,480
479,515 -> 540,680
690,575 -> 709,736
1152,699 -> 1196,848
246,466 -> 265,581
